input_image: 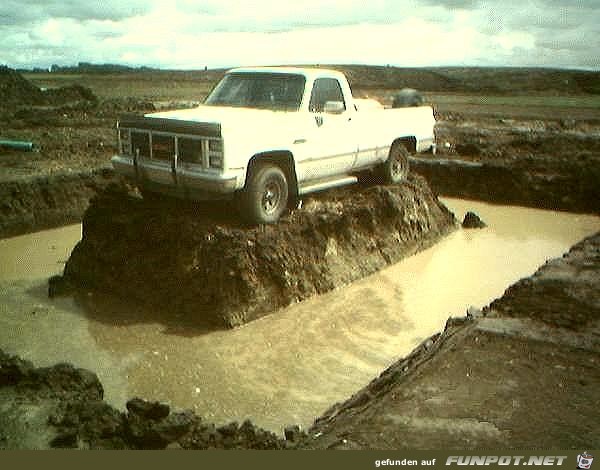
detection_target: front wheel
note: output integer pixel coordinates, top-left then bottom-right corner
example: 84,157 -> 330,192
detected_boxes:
380,143 -> 410,184
240,163 -> 289,224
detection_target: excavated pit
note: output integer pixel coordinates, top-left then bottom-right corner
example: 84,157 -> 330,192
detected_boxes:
54,175 -> 456,327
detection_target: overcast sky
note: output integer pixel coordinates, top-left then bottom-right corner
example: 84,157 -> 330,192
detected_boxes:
1,0 -> 598,70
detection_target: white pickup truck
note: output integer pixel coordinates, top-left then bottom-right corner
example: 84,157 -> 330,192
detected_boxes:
112,67 -> 436,223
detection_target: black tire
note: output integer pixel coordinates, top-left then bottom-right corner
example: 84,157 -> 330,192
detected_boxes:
240,163 -> 289,224
380,143 -> 410,184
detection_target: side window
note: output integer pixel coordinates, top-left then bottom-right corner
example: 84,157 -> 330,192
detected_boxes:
309,78 -> 346,113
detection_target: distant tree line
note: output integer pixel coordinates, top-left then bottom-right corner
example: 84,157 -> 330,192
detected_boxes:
14,62 -> 160,73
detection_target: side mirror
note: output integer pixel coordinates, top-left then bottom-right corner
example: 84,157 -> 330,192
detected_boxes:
323,101 -> 345,114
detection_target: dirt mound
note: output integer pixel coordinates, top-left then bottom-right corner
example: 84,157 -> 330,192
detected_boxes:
54,176 -> 456,327
44,84 -> 97,105
0,168 -> 119,239
337,65 -> 463,92
0,350 -> 288,449
489,233 -> 600,330
0,67 -> 97,112
0,66 -> 45,108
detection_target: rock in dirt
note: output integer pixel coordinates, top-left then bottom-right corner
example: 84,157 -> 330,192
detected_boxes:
56,175 -> 456,327
462,211 -> 487,228
126,398 -> 170,420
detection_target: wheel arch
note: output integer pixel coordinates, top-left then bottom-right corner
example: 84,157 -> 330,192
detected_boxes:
245,151 -> 298,197
390,136 -> 416,154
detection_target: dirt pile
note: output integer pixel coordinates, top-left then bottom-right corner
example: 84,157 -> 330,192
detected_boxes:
489,232 -> 600,330
0,167 -> 120,238
53,176 -> 456,327
44,84 -> 97,105
300,231 -> 600,449
0,67 -> 97,112
0,66 -> 45,108
0,350 -> 288,449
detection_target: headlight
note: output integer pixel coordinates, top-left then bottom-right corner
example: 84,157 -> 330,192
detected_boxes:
209,139 -> 223,152
208,139 -> 224,168
209,154 -> 223,168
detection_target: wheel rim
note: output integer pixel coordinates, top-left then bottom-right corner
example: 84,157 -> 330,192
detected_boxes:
261,179 -> 282,215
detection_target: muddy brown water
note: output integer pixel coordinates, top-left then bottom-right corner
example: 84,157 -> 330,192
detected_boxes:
0,199 -> 599,434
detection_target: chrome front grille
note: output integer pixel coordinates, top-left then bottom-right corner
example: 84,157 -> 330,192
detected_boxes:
152,134 -> 175,161
131,131 -> 150,158
178,137 -> 203,164
120,127 -> 221,169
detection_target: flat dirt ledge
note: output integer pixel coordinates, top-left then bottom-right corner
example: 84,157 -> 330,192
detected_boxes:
53,175 -> 456,327
300,231 -> 600,449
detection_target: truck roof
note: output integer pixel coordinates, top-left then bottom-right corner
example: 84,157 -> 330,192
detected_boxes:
228,66 -> 346,82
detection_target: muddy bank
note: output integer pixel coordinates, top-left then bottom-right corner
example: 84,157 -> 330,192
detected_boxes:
411,156 -> 600,214
54,175 -> 456,327
415,117 -> 600,214
0,168 -> 120,239
0,350 -> 288,449
301,231 -> 600,449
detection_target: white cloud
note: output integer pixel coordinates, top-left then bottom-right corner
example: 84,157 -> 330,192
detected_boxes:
0,0 -> 597,69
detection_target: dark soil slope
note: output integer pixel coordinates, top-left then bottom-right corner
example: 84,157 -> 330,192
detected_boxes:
0,168 -> 119,238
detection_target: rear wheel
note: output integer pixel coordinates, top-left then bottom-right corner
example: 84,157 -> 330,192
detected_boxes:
380,143 -> 410,184
240,163 -> 289,224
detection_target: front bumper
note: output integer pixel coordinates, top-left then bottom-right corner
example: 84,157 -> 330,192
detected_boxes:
111,155 -> 239,199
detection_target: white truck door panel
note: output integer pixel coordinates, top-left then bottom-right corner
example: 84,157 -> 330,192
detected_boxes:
295,77 -> 357,182
296,113 -> 357,181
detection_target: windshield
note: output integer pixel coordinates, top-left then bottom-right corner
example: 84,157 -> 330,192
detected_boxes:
205,73 -> 305,111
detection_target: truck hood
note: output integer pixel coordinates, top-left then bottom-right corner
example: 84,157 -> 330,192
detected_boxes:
146,105 -> 294,133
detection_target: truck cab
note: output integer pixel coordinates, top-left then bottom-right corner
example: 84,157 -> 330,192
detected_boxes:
112,67 -> 435,224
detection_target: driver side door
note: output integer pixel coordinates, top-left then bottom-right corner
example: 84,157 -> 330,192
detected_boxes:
295,77 -> 357,181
